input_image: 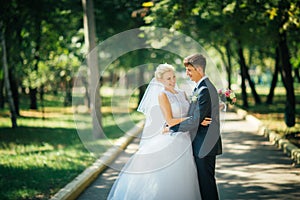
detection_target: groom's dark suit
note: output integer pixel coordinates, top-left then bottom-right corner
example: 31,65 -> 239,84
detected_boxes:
171,77 -> 222,200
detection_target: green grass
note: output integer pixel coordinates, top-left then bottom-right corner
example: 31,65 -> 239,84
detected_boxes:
0,92 -> 144,200
234,83 -> 300,146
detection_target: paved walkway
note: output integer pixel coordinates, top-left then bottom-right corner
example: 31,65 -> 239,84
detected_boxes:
77,112 -> 300,200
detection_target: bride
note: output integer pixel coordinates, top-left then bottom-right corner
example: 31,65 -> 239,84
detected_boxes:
107,64 -> 210,200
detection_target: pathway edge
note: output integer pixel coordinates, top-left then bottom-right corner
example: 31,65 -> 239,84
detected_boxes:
50,120 -> 144,200
234,107 -> 300,166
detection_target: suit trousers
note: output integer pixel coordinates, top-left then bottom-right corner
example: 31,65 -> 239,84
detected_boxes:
194,155 -> 219,200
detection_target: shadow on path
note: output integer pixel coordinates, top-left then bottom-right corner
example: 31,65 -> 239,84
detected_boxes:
77,112 -> 300,200
217,114 -> 300,200
77,139 -> 140,200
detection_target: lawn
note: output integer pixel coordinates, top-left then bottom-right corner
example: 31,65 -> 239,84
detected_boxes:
234,83 -> 300,147
0,91 -> 144,200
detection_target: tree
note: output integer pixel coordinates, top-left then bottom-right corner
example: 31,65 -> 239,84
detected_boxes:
266,48 -> 280,104
0,22 -> 17,128
0,69 -> 3,109
82,0 -> 102,138
145,0 -> 263,107
266,0 -> 299,127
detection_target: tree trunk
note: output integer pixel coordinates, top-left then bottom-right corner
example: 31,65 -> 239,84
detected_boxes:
9,70 -> 19,115
266,48 -> 279,104
82,0 -> 102,139
214,43 -> 233,89
0,77 -> 4,109
225,42 -> 232,89
81,76 -> 90,108
29,10 -> 42,110
294,67 -> 300,83
238,41 -> 261,105
0,22 -> 17,128
244,65 -> 261,105
137,67 -> 146,107
29,88 -> 38,109
279,31 -> 295,127
237,41 -> 248,108
64,78 -> 73,106
40,84 -> 45,120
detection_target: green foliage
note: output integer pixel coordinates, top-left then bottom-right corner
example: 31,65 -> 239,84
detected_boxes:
94,0 -> 145,40
144,0 -> 299,70
1,0 -> 299,96
0,92 -> 143,199
1,0 -> 83,94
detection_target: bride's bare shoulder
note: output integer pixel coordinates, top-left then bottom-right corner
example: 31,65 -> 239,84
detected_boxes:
158,91 -> 170,104
158,91 -> 167,98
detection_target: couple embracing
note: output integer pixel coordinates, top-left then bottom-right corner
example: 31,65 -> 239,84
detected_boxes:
108,53 -> 222,200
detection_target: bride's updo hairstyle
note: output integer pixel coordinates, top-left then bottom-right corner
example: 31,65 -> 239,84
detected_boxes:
154,63 -> 175,80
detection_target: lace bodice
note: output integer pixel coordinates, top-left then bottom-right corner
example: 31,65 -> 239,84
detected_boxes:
163,89 -> 190,118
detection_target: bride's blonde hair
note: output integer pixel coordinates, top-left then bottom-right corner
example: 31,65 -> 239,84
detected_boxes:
154,63 -> 175,80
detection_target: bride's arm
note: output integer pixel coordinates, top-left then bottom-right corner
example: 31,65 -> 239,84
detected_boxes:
158,91 -> 212,128
158,92 -> 189,127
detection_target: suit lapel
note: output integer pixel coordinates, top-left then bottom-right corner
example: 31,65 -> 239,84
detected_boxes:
188,81 -> 208,115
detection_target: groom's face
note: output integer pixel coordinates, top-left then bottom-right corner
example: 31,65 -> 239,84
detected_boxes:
185,65 -> 202,82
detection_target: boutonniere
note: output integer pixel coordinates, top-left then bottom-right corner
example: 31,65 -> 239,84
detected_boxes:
190,92 -> 199,103
190,86 -> 207,103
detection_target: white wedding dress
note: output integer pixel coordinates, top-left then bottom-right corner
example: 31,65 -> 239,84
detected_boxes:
107,89 -> 201,200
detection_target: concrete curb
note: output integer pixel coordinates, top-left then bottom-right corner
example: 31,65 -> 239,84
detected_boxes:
233,107 -> 300,166
51,106 -> 299,199
50,120 -> 144,200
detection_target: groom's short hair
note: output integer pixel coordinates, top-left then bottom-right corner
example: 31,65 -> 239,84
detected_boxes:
183,53 -> 206,71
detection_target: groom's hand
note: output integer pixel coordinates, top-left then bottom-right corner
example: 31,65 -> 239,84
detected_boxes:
201,117 -> 212,126
170,124 -> 179,132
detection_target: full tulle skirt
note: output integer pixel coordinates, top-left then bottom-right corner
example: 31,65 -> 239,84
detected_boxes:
107,132 -> 201,200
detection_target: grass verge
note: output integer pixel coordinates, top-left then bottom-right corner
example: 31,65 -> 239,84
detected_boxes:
0,92 -> 143,200
234,84 -> 300,147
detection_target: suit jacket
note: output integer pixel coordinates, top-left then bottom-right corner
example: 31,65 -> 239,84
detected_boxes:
171,78 -> 222,158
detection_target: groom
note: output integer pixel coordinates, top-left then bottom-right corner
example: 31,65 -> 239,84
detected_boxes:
170,53 -> 222,200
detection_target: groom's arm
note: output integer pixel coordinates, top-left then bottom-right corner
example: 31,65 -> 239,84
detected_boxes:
170,89 -> 211,134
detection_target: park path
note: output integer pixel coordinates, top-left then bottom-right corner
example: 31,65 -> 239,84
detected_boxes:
77,111 -> 300,200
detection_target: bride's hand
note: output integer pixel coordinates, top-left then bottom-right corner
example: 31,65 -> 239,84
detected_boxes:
162,124 -> 170,134
201,117 -> 212,126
